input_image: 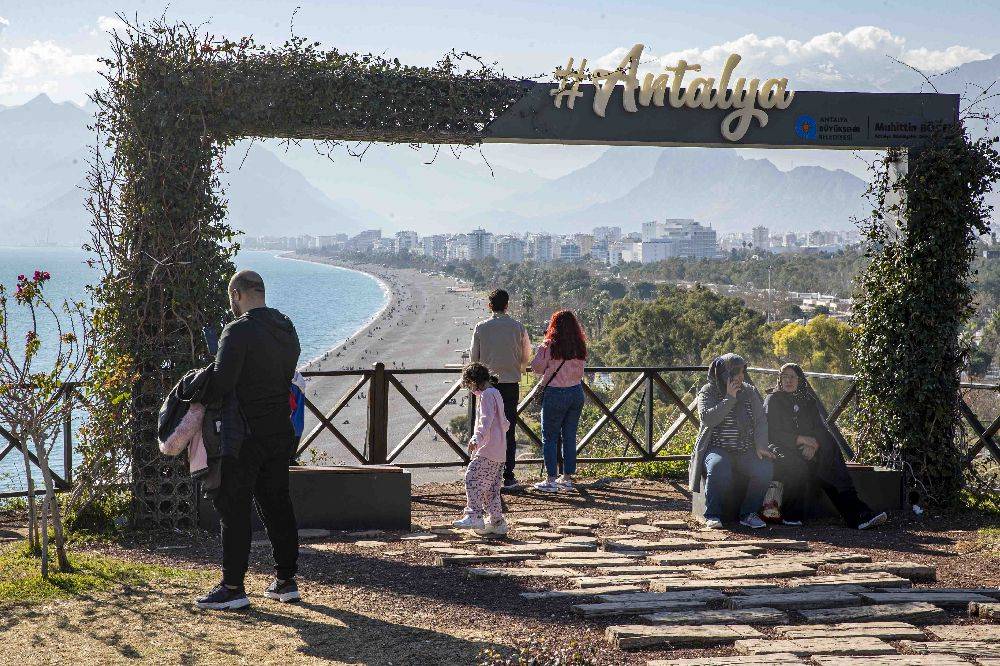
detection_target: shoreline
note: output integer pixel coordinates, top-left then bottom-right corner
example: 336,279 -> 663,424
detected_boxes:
277,253 -> 397,371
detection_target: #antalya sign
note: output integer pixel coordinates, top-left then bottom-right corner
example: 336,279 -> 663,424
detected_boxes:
550,44 -> 794,142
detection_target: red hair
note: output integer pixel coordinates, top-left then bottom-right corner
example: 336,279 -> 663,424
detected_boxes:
544,310 -> 587,360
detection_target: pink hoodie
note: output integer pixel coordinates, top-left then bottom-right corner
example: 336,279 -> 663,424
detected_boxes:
159,403 -> 208,476
469,386 -> 510,463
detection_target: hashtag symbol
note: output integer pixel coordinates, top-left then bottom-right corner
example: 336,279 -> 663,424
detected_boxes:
550,57 -> 588,109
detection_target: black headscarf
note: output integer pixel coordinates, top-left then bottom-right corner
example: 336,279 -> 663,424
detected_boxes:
707,353 -> 754,442
771,362 -> 815,403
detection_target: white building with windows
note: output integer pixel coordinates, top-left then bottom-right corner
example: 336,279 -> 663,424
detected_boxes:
494,236 -> 526,263
394,230 -> 419,253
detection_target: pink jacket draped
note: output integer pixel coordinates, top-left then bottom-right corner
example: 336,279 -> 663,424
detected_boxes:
159,403 -> 208,476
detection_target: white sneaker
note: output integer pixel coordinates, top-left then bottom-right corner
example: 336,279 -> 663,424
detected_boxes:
452,515 -> 485,530
857,511 -> 888,530
556,477 -> 575,490
739,513 -> 767,529
533,480 -> 559,492
782,519 -> 804,526
475,519 -> 509,536
703,517 -> 723,530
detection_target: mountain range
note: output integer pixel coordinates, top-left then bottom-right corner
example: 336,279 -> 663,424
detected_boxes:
0,51 -> 997,244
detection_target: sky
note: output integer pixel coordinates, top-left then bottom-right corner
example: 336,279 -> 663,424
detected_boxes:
0,1 -> 997,178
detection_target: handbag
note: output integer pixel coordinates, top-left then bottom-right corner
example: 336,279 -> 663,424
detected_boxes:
533,359 -> 566,408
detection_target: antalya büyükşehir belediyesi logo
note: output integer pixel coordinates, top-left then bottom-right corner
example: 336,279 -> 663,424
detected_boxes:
795,114 -> 817,140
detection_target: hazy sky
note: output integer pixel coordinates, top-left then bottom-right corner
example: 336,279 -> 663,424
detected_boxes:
0,0 -> 996,106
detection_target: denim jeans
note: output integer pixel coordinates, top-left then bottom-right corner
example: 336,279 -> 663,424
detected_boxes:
540,383 -> 585,478
703,446 -> 773,521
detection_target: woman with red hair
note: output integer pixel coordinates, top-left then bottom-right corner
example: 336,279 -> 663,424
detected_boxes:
530,310 -> 587,492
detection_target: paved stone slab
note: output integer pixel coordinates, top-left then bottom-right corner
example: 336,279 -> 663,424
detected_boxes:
527,557 -> 636,568
724,552 -> 871,569
972,601 -> 1000,619
519,584 -> 644,600
627,524 -> 663,534
709,539 -> 811,551
818,562 -> 936,582
651,578 -> 781,592
354,540 -> 389,548
737,584 -> 869,596
594,590 -> 725,603
515,525 -> 542,532
533,531 -> 564,540
566,517 -> 600,527
736,636 -> 896,656
573,599 -> 707,617
650,548 -> 763,565
787,573 -> 911,589
616,512 -> 648,526
882,587 -> 1000,598
560,536 -> 599,546
648,656 -> 803,665
514,517 -> 551,527
695,562 -> 816,579
400,533 -> 437,541
774,622 -> 925,640
861,592 -> 995,608
798,602 -> 947,624
298,528 -> 333,539
548,549 -> 646,559
420,547 -> 476,556
577,575 -> 688,588
466,567 -> 578,578
596,565 -> 707,576
643,607 -> 788,625
606,624 -> 762,650
557,525 -> 596,535
813,657 -> 967,666
437,553 -> 537,565
928,624 -> 1000,641
727,591 -> 862,611
652,520 -> 689,530
603,538 -> 704,552
485,543 -> 597,554
899,640 -> 1000,657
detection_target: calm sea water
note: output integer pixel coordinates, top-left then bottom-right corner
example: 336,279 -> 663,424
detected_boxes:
0,247 -> 387,493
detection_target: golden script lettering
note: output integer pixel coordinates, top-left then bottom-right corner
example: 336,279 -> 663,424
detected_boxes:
555,44 -> 794,142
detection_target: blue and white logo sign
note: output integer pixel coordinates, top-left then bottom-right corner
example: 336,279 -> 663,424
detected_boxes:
795,114 -> 817,140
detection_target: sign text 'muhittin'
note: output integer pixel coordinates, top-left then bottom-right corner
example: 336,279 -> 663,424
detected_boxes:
552,44 -> 795,142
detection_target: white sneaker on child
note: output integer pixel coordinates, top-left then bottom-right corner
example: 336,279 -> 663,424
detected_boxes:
475,519 -> 508,536
452,515 -> 485,530
533,479 -> 559,492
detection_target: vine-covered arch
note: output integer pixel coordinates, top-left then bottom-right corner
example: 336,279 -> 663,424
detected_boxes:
84,17 -> 988,529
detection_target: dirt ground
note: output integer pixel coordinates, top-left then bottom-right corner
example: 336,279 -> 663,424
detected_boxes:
1,478 -> 999,665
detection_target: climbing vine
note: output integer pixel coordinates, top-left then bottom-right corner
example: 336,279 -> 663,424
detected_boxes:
853,129 -> 1000,507
83,15 -> 530,528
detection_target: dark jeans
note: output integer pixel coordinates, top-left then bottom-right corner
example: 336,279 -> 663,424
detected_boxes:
774,436 -> 871,527
212,432 -> 299,587
496,382 -> 520,482
541,383 -> 585,478
703,446 -> 773,521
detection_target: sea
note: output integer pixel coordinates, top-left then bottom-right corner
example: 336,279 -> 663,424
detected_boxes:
0,247 -> 388,494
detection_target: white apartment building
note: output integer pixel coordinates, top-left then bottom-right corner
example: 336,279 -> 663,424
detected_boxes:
752,225 -> 770,252
421,234 -> 447,260
593,226 -> 622,243
394,230 -> 419,253
466,228 -> 494,261
531,234 -> 554,263
640,219 -> 718,259
559,243 -> 582,261
494,236 -> 526,263
573,233 -> 595,257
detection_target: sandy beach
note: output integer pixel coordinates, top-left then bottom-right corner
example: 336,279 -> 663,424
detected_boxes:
291,258 -> 502,484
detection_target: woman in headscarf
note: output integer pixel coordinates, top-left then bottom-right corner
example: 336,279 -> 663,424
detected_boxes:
764,363 -> 888,530
690,353 -> 774,530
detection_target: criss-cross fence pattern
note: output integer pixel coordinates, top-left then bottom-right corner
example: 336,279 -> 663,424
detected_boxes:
0,382 -> 84,498
295,364 -> 1000,473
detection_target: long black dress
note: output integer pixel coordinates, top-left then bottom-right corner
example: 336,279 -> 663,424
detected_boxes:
763,389 -> 872,527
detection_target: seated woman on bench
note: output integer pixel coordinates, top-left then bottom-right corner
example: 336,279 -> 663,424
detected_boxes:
764,363 -> 888,530
691,353 -> 774,530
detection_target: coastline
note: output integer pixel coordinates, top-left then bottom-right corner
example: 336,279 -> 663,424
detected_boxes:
277,253 -> 396,371
280,255 -> 486,483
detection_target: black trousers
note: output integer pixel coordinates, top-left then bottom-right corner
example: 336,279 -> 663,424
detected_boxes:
213,433 -> 299,586
496,382 -> 520,482
774,434 -> 871,527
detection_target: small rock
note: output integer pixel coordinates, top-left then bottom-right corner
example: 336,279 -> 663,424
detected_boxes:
628,524 -> 662,534
616,512 -> 648,526
567,517 -> 600,528
557,525 -> 595,535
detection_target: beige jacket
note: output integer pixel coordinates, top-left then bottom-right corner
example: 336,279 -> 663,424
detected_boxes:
470,313 -> 532,384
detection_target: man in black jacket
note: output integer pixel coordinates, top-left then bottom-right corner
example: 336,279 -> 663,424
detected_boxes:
195,270 -> 302,610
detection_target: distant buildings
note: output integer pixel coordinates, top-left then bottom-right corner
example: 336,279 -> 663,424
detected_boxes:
752,226 -> 770,252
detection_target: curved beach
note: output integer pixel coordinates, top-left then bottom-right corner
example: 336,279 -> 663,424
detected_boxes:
291,258 -> 486,484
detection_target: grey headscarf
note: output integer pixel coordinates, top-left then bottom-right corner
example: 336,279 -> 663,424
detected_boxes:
706,353 -> 754,442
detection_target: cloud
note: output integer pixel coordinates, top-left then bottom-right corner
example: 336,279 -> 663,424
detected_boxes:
591,26 -> 993,92
92,15 -> 128,36
0,41 -> 99,103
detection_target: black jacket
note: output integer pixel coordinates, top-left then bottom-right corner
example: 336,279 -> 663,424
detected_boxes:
202,307 -> 301,438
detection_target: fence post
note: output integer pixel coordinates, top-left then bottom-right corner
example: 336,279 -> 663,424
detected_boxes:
466,390 -> 477,443
63,389 -> 73,485
367,363 -> 389,464
645,372 -> 654,457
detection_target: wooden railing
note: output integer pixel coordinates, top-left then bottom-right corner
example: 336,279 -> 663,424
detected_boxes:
0,382 -> 84,498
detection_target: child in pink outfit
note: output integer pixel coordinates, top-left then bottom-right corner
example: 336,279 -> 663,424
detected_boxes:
453,362 -> 510,535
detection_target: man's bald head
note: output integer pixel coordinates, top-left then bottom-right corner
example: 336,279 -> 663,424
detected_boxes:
229,270 -> 266,316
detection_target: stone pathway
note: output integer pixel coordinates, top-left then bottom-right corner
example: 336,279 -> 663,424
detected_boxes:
420,511 -> 1000,664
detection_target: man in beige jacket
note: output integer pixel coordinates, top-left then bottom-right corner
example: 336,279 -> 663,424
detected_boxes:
470,289 -> 532,488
